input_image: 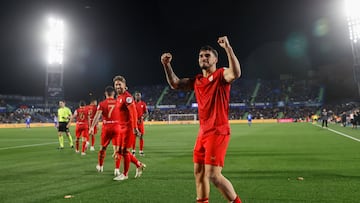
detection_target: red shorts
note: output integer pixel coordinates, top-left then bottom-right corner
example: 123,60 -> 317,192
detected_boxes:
193,134 -> 230,167
75,124 -> 89,139
101,124 -> 120,147
118,125 -> 135,149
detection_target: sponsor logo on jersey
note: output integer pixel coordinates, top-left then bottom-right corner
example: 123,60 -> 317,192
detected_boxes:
126,97 -> 133,103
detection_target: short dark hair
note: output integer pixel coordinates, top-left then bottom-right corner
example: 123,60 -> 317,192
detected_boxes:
79,100 -> 86,106
105,86 -> 115,95
200,45 -> 218,58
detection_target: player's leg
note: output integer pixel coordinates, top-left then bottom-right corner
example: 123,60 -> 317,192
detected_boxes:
193,135 -> 209,202
75,127 -> 81,152
204,134 -> 242,203
126,132 -> 145,176
58,132 -> 64,149
205,165 -> 240,202
123,148 -> 130,178
81,128 -> 89,155
131,137 -> 136,156
139,123 -> 145,156
90,126 -> 97,151
194,163 -> 209,203
65,124 -> 74,148
57,123 -> 65,149
113,126 -> 123,177
128,129 -> 146,177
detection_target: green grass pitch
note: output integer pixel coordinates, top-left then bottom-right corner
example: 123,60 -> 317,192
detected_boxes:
0,123 -> 359,203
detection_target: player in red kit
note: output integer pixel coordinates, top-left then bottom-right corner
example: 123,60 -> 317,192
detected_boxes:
71,100 -> 90,155
161,36 -> 242,203
89,86 -> 120,174
87,99 -> 98,151
131,91 -> 148,156
112,75 -> 146,181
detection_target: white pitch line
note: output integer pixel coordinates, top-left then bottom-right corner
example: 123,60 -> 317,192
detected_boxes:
0,142 -> 59,150
314,124 -> 360,142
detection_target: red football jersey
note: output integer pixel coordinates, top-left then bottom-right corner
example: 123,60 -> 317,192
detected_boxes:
74,106 -> 89,125
117,91 -> 136,126
135,100 -> 147,119
193,68 -> 230,136
87,104 -> 97,122
98,98 -> 120,124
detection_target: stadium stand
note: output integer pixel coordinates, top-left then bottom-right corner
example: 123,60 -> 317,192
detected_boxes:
1,79 -> 359,124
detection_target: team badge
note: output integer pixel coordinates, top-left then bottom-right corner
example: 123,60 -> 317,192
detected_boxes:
126,97 -> 133,103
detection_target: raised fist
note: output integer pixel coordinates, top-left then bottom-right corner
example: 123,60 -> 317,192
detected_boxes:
161,53 -> 172,65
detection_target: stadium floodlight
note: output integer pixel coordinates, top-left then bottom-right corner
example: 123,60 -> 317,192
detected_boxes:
345,0 -> 360,96
345,0 -> 360,43
46,17 -> 64,65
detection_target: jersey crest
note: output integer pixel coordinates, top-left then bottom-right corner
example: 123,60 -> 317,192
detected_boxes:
208,75 -> 213,82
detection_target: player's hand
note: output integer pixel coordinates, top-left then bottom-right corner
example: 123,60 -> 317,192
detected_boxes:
134,128 -> 141,137
112,151 -> 117,159
218,36 -> 231,49
89,127 -> 94,135
161,53 -> 172,65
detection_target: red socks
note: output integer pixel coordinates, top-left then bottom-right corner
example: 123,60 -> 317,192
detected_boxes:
75,139 -> 79,151
129,153 -> 141,168
140,138 -> 144,151
115,152 -> 121,169
232,196 -> 242,203
91,135 -> 95,147
81,141 -> 86,153
123,152 -> 130,176
196,198 -> 208,203
98,150 -> 106,166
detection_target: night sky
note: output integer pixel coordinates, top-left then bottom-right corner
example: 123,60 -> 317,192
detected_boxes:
0,0 -> 354,101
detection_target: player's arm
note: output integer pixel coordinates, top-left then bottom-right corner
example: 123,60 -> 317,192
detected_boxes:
89,110 -> 102,134
143,105 -> 149,121
127,102 -> 140,136
161,53 -> 193,91
56,112 -> 59,127
218,36 -> 241,83
87,111 -> 91,127
67,109 -> 73,128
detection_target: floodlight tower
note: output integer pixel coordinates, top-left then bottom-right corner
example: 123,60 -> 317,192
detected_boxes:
45,17 -> 65,106
346,0 -> 360,97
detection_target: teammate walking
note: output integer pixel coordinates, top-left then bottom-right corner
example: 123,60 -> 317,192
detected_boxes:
113,75 -> 146,181
132,91 -> 148,156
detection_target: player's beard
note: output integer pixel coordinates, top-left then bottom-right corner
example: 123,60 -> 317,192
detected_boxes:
116,88 -> 125,94
200,62 -> 209,70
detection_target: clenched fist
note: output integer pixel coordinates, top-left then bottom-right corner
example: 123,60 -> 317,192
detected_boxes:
161,53 -> 172,65
217,36 -> 231,49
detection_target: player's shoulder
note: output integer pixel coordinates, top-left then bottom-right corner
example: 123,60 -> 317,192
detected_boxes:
124,91 -> 133,97
123,91 -> 134,103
